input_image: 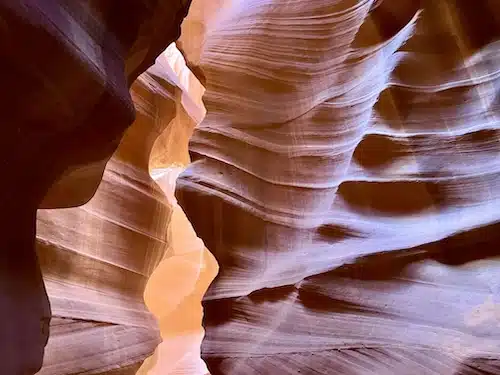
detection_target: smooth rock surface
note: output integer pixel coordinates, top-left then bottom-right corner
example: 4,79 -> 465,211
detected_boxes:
0,0 -> 191,373
176,0 -> 500,373
37,42 -> 215,374
139,44 -> 218,375
37,69 -> 175,374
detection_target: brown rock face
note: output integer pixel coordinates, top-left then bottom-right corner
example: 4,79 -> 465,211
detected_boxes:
34,44 -> 216,375
4,0 -> 500,373
176,0 -> 500,374
0,1 -> 191,373
36,71 -> 176,375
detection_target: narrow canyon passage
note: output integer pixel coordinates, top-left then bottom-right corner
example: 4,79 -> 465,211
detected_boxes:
36,44 -> 217,374
1,0 -> 499,374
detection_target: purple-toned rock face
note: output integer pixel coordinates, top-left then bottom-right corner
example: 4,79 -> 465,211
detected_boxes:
176,0 -> 500,373
3,0 -> 500,373
0,1 -> 191,373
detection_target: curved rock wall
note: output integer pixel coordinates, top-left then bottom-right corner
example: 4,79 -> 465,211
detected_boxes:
176,0 -> 500,373
36,44 -> 215,374
138,44 -> 218,375
36,70 -> 174,374
0,1 -> 192,373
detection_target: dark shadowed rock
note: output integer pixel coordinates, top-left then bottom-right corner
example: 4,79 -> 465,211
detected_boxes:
0,1 -> 191,373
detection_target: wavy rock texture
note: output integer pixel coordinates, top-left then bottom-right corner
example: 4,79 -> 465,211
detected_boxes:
0,1 -> 192,373
138,44 -> 218,375
36,70 -> 173,375
36,44 -> 215,374
176,0 -> 233,84
176,0 -> 500,374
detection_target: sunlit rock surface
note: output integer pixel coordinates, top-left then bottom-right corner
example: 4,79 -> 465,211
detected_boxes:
139,44 -> 218,375
6,0 -> 500,374
37,71 -> 173,374
176,0 -> 500,374
36,43 -> 215,374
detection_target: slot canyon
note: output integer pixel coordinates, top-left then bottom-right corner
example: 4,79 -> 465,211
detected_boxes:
0,0 -> 499,374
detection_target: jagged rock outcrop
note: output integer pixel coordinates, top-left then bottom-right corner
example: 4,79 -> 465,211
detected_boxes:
0,1 -> 192,373
176,0 -> 500,374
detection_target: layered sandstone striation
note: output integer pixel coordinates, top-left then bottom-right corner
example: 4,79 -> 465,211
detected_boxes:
37,65 -> 174,375
36,43 -> 215,374
0,1 -> 192,373
3,0 -> 500,374
176,0 -> 500,374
